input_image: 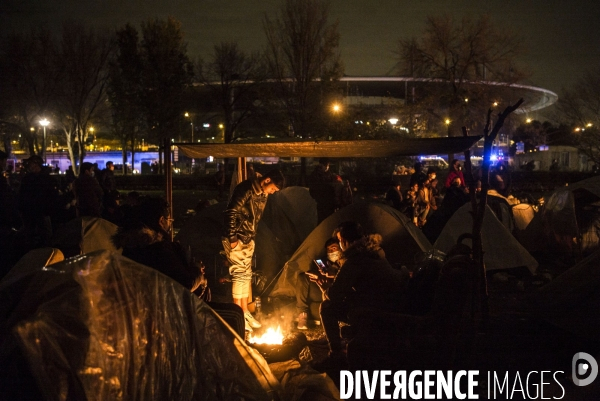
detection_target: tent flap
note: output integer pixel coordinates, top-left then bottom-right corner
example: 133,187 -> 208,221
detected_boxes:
176,136 -> 483,158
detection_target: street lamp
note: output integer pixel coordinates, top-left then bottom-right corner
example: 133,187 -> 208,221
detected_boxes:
39,118 -> 50,163
185,112 -> 194,142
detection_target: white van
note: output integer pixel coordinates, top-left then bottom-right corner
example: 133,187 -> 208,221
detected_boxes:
419,157 -> 449,169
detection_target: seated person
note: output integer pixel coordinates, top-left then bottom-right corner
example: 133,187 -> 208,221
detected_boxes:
112,197 -> 245,337
296,238 -> 342,330
313,221 -> 409,371
112,197 -> 207,293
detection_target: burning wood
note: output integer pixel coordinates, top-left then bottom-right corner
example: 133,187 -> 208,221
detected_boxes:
248,326 -> 284,345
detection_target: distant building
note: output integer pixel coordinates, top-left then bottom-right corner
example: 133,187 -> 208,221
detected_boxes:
514,145 -> 593,172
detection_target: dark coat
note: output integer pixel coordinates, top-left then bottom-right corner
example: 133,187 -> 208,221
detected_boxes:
223,178 -> 267,244
112,226 -> 205,292
326,234 -> 409,312
73,174 -> 104,217
308,165 -> 336,221
18,171 -> 58,218
385,187 -> 404,211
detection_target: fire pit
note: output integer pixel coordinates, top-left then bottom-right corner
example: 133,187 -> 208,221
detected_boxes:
248,329 -> 308,363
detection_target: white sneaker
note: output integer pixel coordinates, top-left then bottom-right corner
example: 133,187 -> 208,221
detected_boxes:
244,312 -> 262,329
244,320 -> 253,333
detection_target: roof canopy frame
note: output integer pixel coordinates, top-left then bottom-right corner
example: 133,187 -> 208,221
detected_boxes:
175,136 -> 483,159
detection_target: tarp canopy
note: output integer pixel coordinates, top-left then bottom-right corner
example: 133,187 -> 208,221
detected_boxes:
176,136 -> 483,158
175,187 -> 318,282
434,203 -> 539,274
270,201 -> 432,298
0,250 -> 279,400
532,249 -> 600,340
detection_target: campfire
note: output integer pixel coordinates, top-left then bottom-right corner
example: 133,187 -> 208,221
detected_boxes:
248,325 -> 284,345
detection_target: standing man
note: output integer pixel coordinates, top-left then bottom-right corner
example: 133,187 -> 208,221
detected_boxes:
214,164 -> 225,200
308,157 -> 336,223
73,162 -> 104,218
222,169 -> 285,332
385,175 -> 404,211
445,159 -> 466,189
18,155 -> 58,247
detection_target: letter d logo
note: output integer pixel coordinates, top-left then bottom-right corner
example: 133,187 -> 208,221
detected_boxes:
572,352 -> 598,386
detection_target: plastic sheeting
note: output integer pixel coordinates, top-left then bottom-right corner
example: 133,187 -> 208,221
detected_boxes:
0,250 -> 279,401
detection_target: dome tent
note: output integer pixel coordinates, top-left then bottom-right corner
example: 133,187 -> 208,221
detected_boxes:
434,202 -> 538,274
269,201 -> 432,299
175,187 -> 317,283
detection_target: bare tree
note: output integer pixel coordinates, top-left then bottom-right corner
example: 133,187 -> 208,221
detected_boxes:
0,27 -> 62,156
54,21 -> 113,173
556,67 -> 600,165
264,0 -> 344,182
264,0 -> 343,138
108,24 -> 145,175
196,42 -> 268,144
140,17 -> 194,173
397,14 -> 527,139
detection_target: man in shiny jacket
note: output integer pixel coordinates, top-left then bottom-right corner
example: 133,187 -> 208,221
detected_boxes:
222,169 -> 285,331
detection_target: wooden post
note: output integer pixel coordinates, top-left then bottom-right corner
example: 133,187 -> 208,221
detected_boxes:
470,99 -> 524,324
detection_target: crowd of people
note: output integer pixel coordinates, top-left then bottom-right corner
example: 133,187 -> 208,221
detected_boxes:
384,159 -> 516,235
1,152 -> 519,368
0,153 -> 139,275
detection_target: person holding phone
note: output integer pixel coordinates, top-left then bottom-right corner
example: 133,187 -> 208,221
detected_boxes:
296,238 -> 342,330
312,221 -> 409,372
222,169 -> 285,332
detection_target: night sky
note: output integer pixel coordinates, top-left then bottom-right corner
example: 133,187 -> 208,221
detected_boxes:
1,0 -> 599,99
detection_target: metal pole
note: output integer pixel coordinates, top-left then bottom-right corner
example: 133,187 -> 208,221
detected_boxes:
191,122 -> 194,143
43,126 -> 47,164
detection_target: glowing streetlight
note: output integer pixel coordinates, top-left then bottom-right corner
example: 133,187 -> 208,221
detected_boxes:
493,102 -> 499,107
526,118 -> 532,124
445,119 -> 451,125
39,118 -> 50,163
332,103 -> 341,113
184,112 -> 193,142
587,123 -> 593,128
388,118 -> 398,125
464,98 -> 469,103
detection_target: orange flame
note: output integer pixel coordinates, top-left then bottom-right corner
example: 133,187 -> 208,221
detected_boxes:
248,326 -> 284,345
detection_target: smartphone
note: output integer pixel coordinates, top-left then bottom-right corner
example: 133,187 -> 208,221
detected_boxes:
313,259 -> 327,274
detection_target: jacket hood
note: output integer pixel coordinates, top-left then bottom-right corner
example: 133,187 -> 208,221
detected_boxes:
112,226 -> 164,249
342,233 -> 386,260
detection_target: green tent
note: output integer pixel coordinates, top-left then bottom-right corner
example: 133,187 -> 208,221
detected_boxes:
434,203 -> 538,274
269,201 -> 432,298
